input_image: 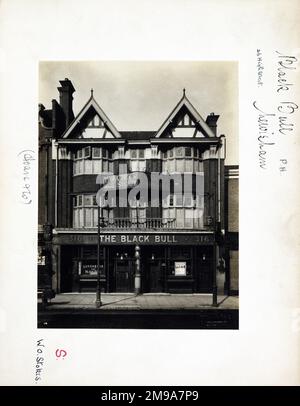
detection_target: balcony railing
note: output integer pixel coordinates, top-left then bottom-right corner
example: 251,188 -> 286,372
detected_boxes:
56,217 -> 212,231
101,217 -> 176,229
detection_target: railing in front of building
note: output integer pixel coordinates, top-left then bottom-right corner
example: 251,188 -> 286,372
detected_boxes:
102,217 -> 176,229
56,217 -> 215,231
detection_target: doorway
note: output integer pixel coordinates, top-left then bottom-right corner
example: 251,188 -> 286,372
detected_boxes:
114,259 -> 134,292
149,260 -> 162,292
141,246 -> 165,293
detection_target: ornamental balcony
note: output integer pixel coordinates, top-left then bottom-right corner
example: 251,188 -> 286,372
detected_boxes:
55,216 -> 215,232
100,217 -> 176,229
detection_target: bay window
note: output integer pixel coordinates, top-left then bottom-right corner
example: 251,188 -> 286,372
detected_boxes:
73,194 -> 113,228
162,147 -> 203,173
73,147 -> 113,175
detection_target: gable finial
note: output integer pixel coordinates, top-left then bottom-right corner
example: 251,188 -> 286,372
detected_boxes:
183,88 -> 186,97
91,88 -> 94,97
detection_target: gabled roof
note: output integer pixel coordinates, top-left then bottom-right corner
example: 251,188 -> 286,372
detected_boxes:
155,91 -> 215,138
62,93 -> 121,138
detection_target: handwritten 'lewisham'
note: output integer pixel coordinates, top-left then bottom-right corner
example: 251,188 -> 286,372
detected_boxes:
254,51 -> 298,170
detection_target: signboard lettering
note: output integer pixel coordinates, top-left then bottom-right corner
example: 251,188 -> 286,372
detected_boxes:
54,233 -> 215,245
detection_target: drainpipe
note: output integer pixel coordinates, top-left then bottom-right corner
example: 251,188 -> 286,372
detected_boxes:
217,143 -> 221,224
212,141 -> 221,307
54,141 -> 59,228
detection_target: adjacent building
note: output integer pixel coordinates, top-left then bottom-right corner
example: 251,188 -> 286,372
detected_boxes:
38,78 -> 239,299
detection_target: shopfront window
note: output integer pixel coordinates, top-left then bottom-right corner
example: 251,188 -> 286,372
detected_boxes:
169,248 -> 192,278
174,261 -> 187,276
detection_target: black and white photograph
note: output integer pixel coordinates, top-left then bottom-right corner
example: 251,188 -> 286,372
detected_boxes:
38,61 -> 239,329
1,0 -> 299,388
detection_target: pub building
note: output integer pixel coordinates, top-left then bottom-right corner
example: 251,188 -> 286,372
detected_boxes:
38,79 -> 239,300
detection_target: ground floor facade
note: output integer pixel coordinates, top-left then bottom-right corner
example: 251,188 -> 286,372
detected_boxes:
48,231 -> 228,294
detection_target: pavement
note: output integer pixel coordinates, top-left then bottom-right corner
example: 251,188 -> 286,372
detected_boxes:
41,293 -> 239,310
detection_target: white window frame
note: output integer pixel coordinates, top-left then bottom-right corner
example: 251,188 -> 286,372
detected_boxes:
84,146 -> 91,158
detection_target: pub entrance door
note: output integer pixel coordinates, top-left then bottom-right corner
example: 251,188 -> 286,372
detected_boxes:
114,258 -> 134,292
142,247 -> 165,293
149,260 -> 162,292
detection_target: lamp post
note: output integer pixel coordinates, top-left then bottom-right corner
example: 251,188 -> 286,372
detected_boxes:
96,205 -> 102,308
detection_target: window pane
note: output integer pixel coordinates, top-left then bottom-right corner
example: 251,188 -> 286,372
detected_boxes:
138,149 -> 145,158
163,151 -> 168,159
184,195 -> 193,207
194,208 -> 204,228
169,208 -> 175,221
193,160 -> 199,172
84,146 -> 91,158
131,160 -> 139,172
185,160 -> 193,172
93,160 -> 102,174
162,208 -> 169,219
169,149 -> 174,158
174,261 -> 187,276
169,160 -> 175,172
73,209 -> 77,227
176,147 -> 184,157
85,160 -> 92,174
78,195 -> 82,206
175,195 -> 183,206
139,160 -> 146,171
185,147 -> 192,157
84,195 -> 92,206
176,209 -> 184,227
131,149 -> 137,158
130,209 -> 137,219
102,160 -> 108,172
176,159 -> 184,172
139,209 -> 146,219
79,208 -> 84,227
93,147 -> 101,158
103,149 -> 108,158
185,209 -> 194,228
85,208 -> 93,227
78,149 -> 83,159
93,208 -> 98,226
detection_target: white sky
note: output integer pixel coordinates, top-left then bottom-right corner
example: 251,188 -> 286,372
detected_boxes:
39,61 -> 238,164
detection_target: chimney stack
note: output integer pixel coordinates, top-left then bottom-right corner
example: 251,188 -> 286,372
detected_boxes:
57,78 -> 75,128
206,112 -> 219,136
